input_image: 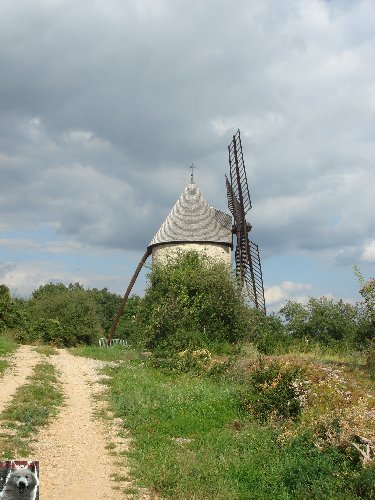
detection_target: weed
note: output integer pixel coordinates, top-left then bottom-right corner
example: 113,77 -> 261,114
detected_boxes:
33,345 -> 59,356
0,360 -> 9,377
243,358 -> 303,422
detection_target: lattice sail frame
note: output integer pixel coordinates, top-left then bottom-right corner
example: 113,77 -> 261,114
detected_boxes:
227,130 -> 266,314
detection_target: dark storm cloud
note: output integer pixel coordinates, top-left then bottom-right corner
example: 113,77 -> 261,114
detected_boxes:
0,0 -> 374,264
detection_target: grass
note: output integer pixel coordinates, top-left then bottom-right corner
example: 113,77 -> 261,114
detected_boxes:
69,344 -> 374,498
0,362 -> 64,458
33,345 -> 59,356
0,335 -> 18,357
70,344 -> 133,362
100,351 -> 373,499
0,334 -> 18,377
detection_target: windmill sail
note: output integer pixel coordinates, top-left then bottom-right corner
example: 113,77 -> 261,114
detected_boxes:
226,129 -> 266,314
228,130 -> 252,217
225,175 -> 241,226
235,236 -> 266,314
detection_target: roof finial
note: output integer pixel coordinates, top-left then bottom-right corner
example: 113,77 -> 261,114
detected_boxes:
190,163 -> 196,183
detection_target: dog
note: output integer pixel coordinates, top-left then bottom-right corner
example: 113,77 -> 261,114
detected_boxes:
0,461 -> 39,500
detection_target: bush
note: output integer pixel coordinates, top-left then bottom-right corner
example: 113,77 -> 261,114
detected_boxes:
138,251 -> 249,353
0,285 -> 26,334
117,294 -> 143,341
279,297 -> 361,347
243,359 -> 302,422
248,309 -> 291,354
27,283 -> 103,346
89,287 -> 122,334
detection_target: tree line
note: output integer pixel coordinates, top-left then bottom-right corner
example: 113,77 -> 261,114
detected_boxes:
0,252 -> 373,359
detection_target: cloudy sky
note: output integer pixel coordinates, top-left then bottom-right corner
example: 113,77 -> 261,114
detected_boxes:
0,0 -> 374,311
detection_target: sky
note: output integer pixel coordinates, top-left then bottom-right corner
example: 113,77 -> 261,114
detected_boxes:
0,0 -> 374,312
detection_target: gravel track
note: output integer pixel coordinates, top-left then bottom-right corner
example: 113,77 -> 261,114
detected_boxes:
31,349 -> 133,499
0,345 -> 41,414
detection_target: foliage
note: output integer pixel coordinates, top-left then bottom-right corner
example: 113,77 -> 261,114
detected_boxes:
88,287 -> 122,334
353,462 -> 375,499
27,282 -> 103,346
366,341 -> 375,374
0,333 -> 18,376
0,334 -> 18,357
88,288 -> 144,340
248,309 -> 291,354
138,251 -> 249,352
243,358 -> 302,422
103,351 -> 367,499
153,348 -> 214,374
279,297 -> 361,347
360,278 -> 375,323
117,294 -> 143,340
354,265 -> 375,322
0,285 -> 27,334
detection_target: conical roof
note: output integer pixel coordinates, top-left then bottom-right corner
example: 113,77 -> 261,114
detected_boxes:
149,182 -> 232,248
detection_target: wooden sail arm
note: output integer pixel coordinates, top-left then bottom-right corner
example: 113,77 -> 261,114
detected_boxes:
107,248 -> 151,342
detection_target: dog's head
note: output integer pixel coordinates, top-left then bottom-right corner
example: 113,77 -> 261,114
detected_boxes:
7,461 -> 39,492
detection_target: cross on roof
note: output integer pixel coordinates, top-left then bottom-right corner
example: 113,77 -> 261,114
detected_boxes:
190,163 -> 197,183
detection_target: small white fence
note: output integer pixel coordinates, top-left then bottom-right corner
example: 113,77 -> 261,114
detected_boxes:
99,338 -> 127,347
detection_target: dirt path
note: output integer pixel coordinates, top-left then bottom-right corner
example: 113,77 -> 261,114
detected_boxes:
32,349 -> 135,499
0,345 -> 41,414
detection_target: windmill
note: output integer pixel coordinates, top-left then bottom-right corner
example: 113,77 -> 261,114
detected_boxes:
226,129 -> 266,314
105,129 -> 265,344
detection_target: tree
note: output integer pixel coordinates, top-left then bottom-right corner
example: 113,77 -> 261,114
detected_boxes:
138,251 -> 249,352
279,297 -> 360,345
28,282 -> 103,346
0,284 -> 25,333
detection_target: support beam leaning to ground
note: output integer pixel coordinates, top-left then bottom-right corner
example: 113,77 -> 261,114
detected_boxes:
107,248 -> 151,342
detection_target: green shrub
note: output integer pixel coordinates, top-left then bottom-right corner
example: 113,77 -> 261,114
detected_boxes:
27,282 -> 103,346
117,294 -> 143,341
88,287 -> 122,333
32,318 -> 64,345
248,309 -> 291,354
0,285 -> 27,334
366,341 -> 375,374
138,251 -> 249,353
353,462 -> 375,499
0,334 -> 18,356
280,297 -> 361,347
244,359 -> 302,422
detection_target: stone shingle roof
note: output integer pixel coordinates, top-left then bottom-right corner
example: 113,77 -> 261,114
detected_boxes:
148,182 -> 232,248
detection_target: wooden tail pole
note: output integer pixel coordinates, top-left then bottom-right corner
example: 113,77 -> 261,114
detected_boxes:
107,248 -> 151,342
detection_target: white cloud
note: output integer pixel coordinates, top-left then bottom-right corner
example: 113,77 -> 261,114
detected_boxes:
0,0 -> 374,304
0,259 -> 132,297
0,261 -> 81,297
265,281 -> 312,311
361,240 -> 375,262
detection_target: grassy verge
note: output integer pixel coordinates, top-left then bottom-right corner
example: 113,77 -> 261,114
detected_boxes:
33,345 -> 59,356
102,351 -> 373,499
70,344 -> 134,362
0,334 -> 18,377
0,362 -> 64,458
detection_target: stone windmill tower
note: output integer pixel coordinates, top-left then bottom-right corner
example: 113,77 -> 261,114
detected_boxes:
148,174 -> 232,266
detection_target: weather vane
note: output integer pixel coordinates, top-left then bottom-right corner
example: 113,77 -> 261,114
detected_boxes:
190,163 -> 197,183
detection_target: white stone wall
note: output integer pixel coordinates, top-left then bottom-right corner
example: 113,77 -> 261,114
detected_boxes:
152,242 -> 231,267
